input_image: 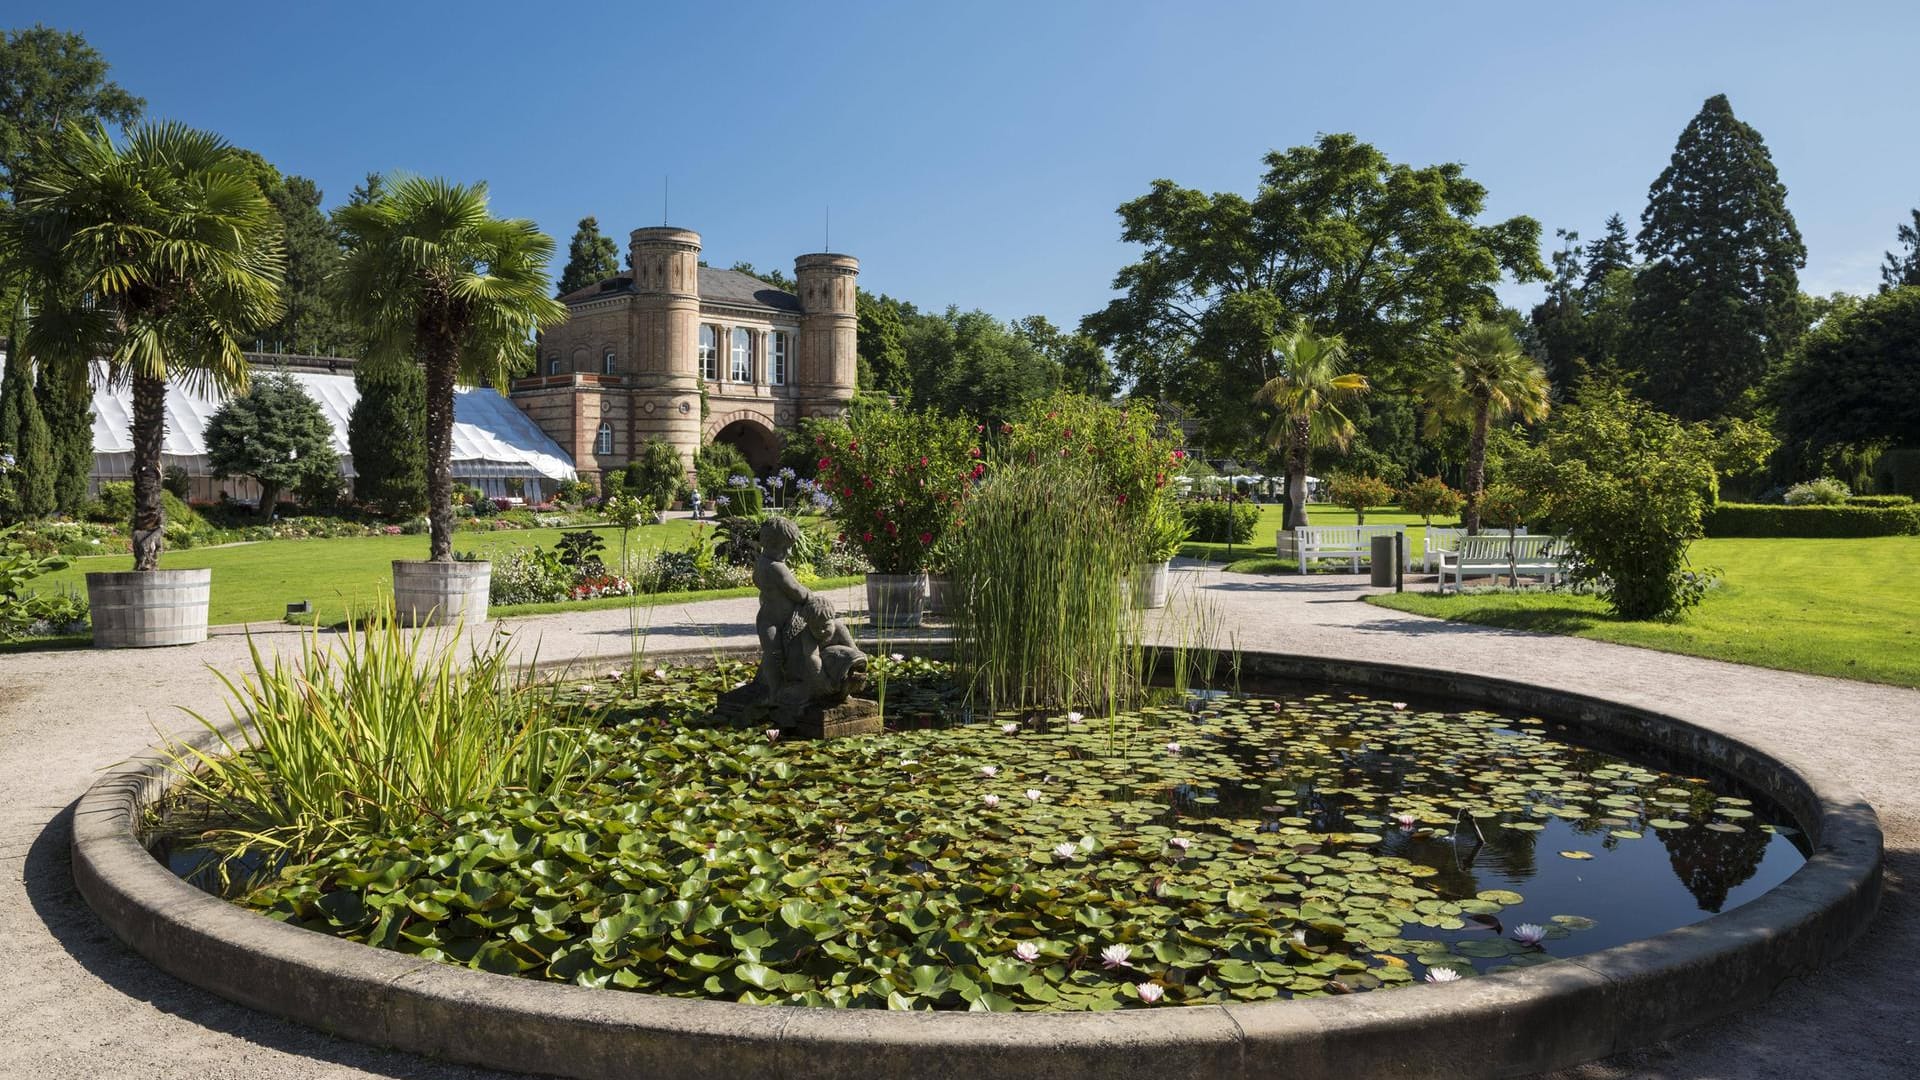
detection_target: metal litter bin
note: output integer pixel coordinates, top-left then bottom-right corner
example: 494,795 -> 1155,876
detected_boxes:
1370,534 -> 1396,587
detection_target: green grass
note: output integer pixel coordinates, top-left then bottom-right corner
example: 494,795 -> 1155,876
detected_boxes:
37,521 -> 713,626
1367,537 -> 1920,688
1181,505 -> 1440,563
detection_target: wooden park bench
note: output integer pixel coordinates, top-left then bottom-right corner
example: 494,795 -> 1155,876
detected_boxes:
1422,525 -> 1526,573
1437,534 -> 1567,593
1276,524 -> 1410,575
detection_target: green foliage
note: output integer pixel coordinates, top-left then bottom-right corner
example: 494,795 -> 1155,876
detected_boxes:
1772,285 -> 1920,479
719,482 -> 763,517
1630,95 -> 1806,420
905,307 -> 1061,423
488,545 -> 574,605
1421,319 -> 1551,533
1475,482 -> 1536,535
557,216 -> 620,296
694,441 -> 751,499
1181,500 -> 1259,544
1782,477 -> 1850,506
0,352 -> 53,520
35,364 -> 92,514
1846,494 -> 1914,508
1085,134 -> 1545,455
624,438 -> 686,509
245,168 -> 353,355
1702,503 -> 1920,538
1883,208 -> 1920,290
158,606 -> 595,874
1873,448 -> 1920,498
1138,498 -> 1191,562
0,524 -> 82,639
205,373 -> 339,513
1398,476 -> 1464,525
814,407 -> 976,573
949,459 -> 1138,713
1013,315 -> 1114,400
1256,325 -> 1369,527
162,465 -> 191,500
1523,382 -> 1719,619
0,25 -> 143,199
347,363 -> 427,518
1002,391 -> 1183,534
1324,473 -> 1394,525
855,292 -> 910,395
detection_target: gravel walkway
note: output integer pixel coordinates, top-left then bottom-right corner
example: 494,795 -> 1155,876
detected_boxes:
0,567 -> 1910,1079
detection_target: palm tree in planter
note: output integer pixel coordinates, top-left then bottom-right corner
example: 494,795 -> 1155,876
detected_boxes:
1256,324 -> 1369,531
1,122 -> 283,647
334,177 -> 564,625
1420,320 -> 1551,534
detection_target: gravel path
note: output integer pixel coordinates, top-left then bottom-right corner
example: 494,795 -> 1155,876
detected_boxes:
0,568 -> 1911,1079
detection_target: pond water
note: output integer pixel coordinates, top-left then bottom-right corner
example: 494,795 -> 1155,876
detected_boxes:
166,669 -> 1808,1009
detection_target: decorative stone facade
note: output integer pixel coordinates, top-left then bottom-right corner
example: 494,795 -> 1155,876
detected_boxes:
511,227 -> 858,488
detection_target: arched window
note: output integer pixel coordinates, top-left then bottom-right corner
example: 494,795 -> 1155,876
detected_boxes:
548,356 -> 561,375
698,325 -> 719,381
770,331 -> 789,386
595,421 -> 613,456
602,350 -> 616,375
730,327 -> 753,383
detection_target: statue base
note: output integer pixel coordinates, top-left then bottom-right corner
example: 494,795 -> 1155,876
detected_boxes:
713,683 -> 883,740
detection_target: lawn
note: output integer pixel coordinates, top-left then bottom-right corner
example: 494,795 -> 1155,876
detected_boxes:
36,519 -> 722,626
1367,537 -> 1920,688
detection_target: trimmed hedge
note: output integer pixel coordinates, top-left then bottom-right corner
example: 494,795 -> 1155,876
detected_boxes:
1704,502 -> 1920,538
1846,494 -> 1914,508
1181,501 -> 1259,544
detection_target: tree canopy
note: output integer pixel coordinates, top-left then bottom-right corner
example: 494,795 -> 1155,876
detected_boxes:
206,373 -> 339,514
1084,134 -> 1545,454
0,25 -> 143,199
558,216 -> 620,296
1772,285 -> 1920,475
1882,209 -> 1920,291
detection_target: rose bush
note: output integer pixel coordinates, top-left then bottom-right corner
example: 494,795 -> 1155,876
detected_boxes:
814,407 -> 977,574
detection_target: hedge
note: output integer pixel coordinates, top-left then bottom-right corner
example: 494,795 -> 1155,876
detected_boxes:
1704,502 -> 1920,538
1182,501 -> 1260,544
1846,494 -> 1915,508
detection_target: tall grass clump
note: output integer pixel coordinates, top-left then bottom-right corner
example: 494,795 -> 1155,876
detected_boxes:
159,602 -> 594,872
949,459 -> 1143,714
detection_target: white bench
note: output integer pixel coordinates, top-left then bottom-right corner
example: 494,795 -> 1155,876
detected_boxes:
1422,525 -> 1526,573
1437,534 -> 1567,593
1276,524 -> 1410,575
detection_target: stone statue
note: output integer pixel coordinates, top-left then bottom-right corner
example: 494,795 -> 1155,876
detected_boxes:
716,517 -> 879,737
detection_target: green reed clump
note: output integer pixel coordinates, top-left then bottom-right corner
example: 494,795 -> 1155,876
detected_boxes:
159,602 -> 595,871
949,459 -> 1144,714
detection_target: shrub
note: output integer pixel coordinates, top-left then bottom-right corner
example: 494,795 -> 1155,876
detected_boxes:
488,547 -> 574,605
1182,500 -> 1258,544
1001,392 -> 1185,535
0,525 -> 86,639
1399,475 -> 1464,526
695,442 -> 752,498
719,476 -> 764,517
1702,503 -> 1920,538
1845,494 -> 1913,508
205,374 -> 341,515
1325,473 -> 1394,525
1783,477 -> 1850,505
625,439 -> 687,509
815,406 -> 976,573
162,465 -> 192,500
1523,382 -> 1719,620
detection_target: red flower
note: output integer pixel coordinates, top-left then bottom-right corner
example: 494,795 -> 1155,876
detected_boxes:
919,456 -> 928,467
969,447 -> 982,458
1117,494 -> 1128,504
862,531 -> 874,542
1062,428 -> 1073,440
818,457 -> 832,470
919,532 -> 933,544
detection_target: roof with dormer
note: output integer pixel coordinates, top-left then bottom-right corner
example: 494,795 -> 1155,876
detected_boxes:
557,267 -> 802,314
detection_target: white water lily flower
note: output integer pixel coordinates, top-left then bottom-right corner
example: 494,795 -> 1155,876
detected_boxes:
1513,923 -> 1548,946
890,652 -> 905,662
979,765 -> 998,777
1425,967 -> 1462,983
1025,788 -> 1042,802
982,794 -> 1000,808
1165,742 -> 1181,755
765,728 -> 782,743
1137,982 -> 1165,1004
1065,711 -> 1085,724
1391,701 -> 1409,711
1167,836 -> 1192,853
1001,722 -> 1021,734
1053,842 -> 1078,860
702,845 -> 717,863
1014,941 -> 1041,963
1100,944 -> 1133,969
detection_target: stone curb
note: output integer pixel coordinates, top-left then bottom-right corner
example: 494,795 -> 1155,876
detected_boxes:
71,646 -> 1883,1080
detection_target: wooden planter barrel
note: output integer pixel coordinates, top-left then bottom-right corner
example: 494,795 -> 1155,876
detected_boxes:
865,572 -> 927,629
392,560 -> 491,627
922,573 -> 951,616
86,569 -> 212,648
1130,561 -> 1172,609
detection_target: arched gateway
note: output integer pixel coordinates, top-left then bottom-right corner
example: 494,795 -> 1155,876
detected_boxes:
708,410 -> 781,472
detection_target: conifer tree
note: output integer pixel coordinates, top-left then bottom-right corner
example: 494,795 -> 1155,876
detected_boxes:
1629,94 -> 1805,420
1582,213 -> 1633,290
1881,208 -> 1920,290
0,350 -> 54,519
35,366 -> 91,513
347,362 -> 428,517
557,216 -> 619,296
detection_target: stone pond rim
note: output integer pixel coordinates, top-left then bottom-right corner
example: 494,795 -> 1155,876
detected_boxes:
69,647 -> 1883,1080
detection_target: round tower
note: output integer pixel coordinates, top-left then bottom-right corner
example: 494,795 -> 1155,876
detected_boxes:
794,252 -> 859,414
628,227 -> 703,473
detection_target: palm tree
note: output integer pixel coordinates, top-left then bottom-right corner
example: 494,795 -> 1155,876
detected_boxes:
1421,320 -> 1552,534
1,121 -> 283,570
1256,324 -> 1369,530
335,177 -> 565,562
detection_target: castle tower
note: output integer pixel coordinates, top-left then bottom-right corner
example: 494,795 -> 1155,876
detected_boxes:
629,226 -> 704,469
794,252 -> 859,416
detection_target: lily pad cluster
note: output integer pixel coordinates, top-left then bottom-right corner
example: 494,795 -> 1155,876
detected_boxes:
208,665 -> 1796,1010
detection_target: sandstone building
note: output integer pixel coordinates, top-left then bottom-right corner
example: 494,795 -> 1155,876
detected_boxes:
511,226 -> 859,486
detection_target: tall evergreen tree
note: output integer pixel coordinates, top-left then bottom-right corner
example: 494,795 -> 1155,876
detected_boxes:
255,173 -> 351,354
0,347 -> 54,519
0,26 -> 143,198
348,362 -> 428,517
1582,213 -> 1633,290
1881,208 -> 1920,291
1629,94 -> 1805,420
1529,229 -> 1587,391
35,364 -> 90,512
557,216 -> 619,295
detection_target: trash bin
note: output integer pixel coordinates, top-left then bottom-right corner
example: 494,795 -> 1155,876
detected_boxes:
1370,534 -> 1396,587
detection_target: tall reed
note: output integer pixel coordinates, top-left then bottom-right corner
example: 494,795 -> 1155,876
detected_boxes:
948,459 -> 1144,714
159,602 -> 595,870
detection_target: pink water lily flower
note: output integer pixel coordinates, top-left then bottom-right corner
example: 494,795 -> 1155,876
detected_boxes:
979,765 -> 999,777
1167,836 -> 1192,854
1137,982 -> 1165,1004
1165,742 -> 1181,755
1391,701 -> 1409,711
1053,842 -> 1079,860
1014,941 -> 1041,963
765,728 -> 782,743
1100,944 -> 1133,969
982,794 -> 1001,808
1425,967 -> 1462,983
1025,788 -> 1043,802
890,652 -> 905,662
1513,923 -> 1548,947
1395,812 -> 1418,829
1001,722 -> 1021,734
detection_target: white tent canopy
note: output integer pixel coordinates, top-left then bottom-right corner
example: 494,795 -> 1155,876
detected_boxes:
69,362 -> 576,501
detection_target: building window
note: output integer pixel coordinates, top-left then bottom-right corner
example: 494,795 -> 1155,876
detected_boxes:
770,331 -> 789,385
548,356 -> 561,375
698,324 -> 719,381
730,327 -> 752,383
595,421 -> 614,456
603,350 -> 616,375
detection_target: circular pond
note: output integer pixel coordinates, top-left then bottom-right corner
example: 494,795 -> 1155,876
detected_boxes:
162,658 -> 1807,1011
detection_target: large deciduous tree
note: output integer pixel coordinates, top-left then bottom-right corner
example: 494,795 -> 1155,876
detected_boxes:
335,177 -> 565,562
905,307 -> 1061,425
205,372 -> 339,515
1419,320 -> 1551,534
1085,135 -> 1544,454
1255,325 -> 1368,529
1629,94 -> 1805,421
557,216 -> 619,296
1882,209 -> 1920,291
2,121 -> 283,570
1772,285 -> 1920,479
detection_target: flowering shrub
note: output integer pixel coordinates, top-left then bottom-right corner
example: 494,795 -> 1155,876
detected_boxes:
1782,477 -> 1850,506
815,408 -> 977,574
998,393 -> 1185,557
569,575 -> 633,600
487,547 -> 574,605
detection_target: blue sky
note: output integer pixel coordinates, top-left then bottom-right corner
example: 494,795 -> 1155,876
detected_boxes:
18,1 -> 1920,328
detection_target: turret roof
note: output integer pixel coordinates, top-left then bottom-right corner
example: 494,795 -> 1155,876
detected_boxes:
557,267 -> 802,313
